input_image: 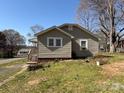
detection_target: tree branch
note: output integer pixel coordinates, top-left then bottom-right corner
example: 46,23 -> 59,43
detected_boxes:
116,27 -> 124,37
100,28 -> 109,38
99,16 -> 110,32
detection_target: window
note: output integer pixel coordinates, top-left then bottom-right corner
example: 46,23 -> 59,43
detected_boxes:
80,39 -> 88,49
47,37 -> 63,47
48,38 -> 54,46
56,39 -> 61,47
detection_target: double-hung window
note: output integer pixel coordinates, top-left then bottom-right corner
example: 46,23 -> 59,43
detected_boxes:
80,39 -> 88,49
47,37 -> 63,47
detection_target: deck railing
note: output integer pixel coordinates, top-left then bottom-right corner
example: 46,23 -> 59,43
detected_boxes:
28,47 -> 38,62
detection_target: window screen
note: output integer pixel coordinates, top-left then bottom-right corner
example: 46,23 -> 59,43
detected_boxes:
48,38 -> 54,47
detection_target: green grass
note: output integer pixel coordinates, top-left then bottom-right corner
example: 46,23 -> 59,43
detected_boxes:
95,52 -> 124,63
0,59 -> 26,67
109,53 -> 124,63
0,54 -> 124,93
0,59 -> 26,82
0,62 -> 104,93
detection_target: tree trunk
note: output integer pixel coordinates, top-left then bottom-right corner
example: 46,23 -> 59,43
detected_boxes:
110,42 -> 115,53
109,29 -> 116,53
109,0 -> 115,53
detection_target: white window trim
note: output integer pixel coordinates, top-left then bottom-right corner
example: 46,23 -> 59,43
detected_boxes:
79,39 -> 88,49
47,37 -> 63,47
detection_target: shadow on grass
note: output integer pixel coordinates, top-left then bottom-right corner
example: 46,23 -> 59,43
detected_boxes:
28,55 -> 114,71
94,55 -> 113,59
27,63 -> 51,71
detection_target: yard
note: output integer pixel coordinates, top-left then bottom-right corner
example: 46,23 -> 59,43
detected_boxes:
0,53 -> 124,93
0,59 -> 26,84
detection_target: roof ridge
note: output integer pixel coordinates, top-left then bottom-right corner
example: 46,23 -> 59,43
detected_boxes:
35,26 -> 74,38
56,27 -> 74,38
58,23 -> 98,40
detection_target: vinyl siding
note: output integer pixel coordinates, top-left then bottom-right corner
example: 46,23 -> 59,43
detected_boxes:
60,25 -> 99,57
37,29 -> 72,58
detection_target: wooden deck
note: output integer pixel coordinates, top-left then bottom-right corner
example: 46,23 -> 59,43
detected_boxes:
27,61 -> 39,70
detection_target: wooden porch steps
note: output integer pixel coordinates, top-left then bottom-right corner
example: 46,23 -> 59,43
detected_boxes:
27,61 -> 38,70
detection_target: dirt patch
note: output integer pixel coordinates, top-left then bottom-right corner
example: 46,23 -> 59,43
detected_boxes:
102,62 -> 124,77
28,77 -> 48,86
96,79 -> 107,85
28,79 -> 40,86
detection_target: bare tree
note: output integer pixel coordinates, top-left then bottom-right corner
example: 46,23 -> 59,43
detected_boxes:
78,0 -> 124,53
77,1 -> 98,31
27,24 -> 44,37
0,32 -> 7,58
3,29 -> 25,46
27,24 -> 44,45
0,32 -> 6,47
31,24 -> 44,33
3,29 -> 25,57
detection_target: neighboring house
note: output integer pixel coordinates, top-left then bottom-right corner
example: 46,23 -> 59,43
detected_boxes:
35,23 -> 99,59
17,48 -> 31,57
28,37 -> 37,47
94,31 -> 109,52
119,38 -> 124,48
117,38 -> 124,52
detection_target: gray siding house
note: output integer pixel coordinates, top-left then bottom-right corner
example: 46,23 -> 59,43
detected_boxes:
35,24 -> 99,59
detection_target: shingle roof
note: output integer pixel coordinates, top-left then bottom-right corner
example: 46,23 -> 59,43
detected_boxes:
59,23 -> 99,40
35,26 -> 74,38
35,23 -> 99,40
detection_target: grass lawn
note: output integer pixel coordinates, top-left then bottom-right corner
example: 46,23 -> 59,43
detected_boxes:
0,59 -> 26,82
96,52 -> 124,63
0,53 -> 124,93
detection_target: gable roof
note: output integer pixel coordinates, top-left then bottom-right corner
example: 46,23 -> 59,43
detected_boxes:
35,23 -> 99,40
35,26 -> 74,38
59,23 -> 99,40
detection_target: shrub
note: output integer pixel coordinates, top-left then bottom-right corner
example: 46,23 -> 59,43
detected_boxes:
0,51 -> 4,58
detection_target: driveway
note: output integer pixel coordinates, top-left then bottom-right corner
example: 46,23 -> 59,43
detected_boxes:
0,58 -> 26,86
0,58 -> 24,65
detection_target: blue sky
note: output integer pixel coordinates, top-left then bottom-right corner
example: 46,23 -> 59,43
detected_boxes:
0,0 -> 80,43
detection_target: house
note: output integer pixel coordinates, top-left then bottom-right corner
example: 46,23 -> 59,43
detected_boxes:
94,31 -> 109,52
28,37 -> 37,47
116,38 -> 124,52
17,48 -> 31,57
35,23 -> 99,60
